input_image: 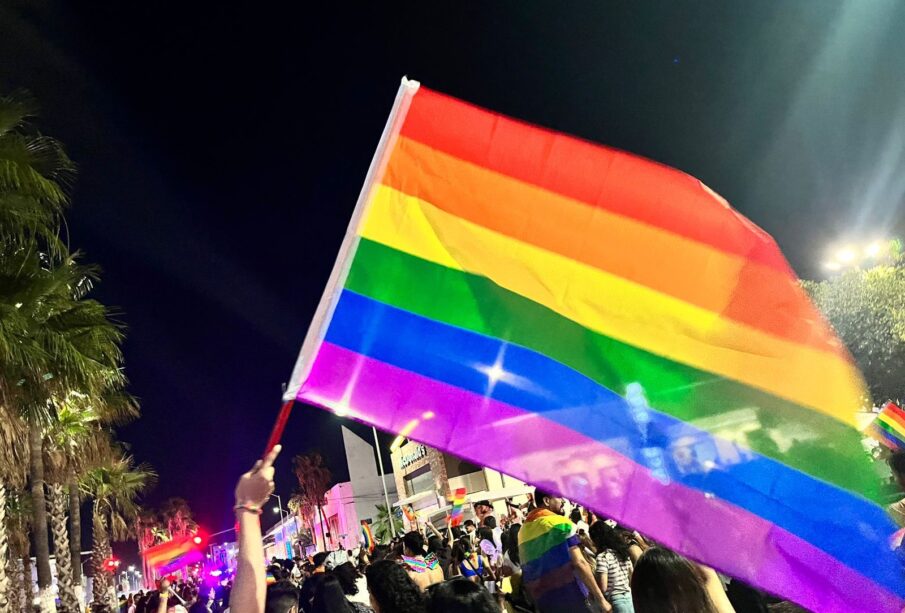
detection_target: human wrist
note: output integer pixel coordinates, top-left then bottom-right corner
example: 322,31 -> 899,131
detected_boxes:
234,502 -> 263,515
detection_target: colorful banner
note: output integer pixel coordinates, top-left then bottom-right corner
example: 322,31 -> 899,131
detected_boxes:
142,534 -> 206,573
285,78 -> 904,612
361,520 -> 375,552
867,401 -> 905,450
449,488 -> 467,527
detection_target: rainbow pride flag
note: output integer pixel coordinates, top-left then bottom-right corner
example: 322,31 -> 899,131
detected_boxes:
286,78 -> 904,612
449,488 -> 467,527
867,402 -> 905,450
361,520 -> 375,552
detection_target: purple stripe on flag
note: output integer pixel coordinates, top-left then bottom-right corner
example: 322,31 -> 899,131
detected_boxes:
298,342 -> 902,613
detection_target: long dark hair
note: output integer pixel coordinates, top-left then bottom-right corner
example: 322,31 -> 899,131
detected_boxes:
506,523 -> 521,565
310,575 -> 352,613
589,521 -> 631,562
425,578 -> 498,613
404,531 -> 427,556
365,559 -> 425,613
630,548 -> 717,613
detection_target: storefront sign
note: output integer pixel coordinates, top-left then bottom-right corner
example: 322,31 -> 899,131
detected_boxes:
401,444 -> 428,469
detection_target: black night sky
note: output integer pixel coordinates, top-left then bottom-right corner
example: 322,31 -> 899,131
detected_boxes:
1,0 -> 904,547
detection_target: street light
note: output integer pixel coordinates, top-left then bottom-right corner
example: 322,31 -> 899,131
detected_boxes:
823,239 -> 893,273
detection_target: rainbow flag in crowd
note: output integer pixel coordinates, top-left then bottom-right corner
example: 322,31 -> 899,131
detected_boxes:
449,488 -> 467,527
286,79 -> 904,612
142,535 -> 205,573
361,520 -> 375,552
867,402 -> 905,450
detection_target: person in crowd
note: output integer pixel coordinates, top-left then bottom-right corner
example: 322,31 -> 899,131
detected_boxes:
462,519 -> 476,542
589,521 -> 635,613
401,531 -> 444,590
426,536 -> 452,580
518,488 -> 608,613
230,444 -> 282,613
482,516 -> 503,552
263,581 -> 300,613
887,450 -> 905,526
424,578 -> 498,613
630,547 -> 735,613
365,559 -> 425,613
357,547 -> 371,570
333,561 -> 372,611
308,575 -> 356,613
570,508 -> 590,534
311,552 -> 329,575
188,593 -> 213,613
472,501 -> 494,526
451,536 -> 493,584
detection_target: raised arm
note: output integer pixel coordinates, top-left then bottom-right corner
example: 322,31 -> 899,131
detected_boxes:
230,445 -> 281,613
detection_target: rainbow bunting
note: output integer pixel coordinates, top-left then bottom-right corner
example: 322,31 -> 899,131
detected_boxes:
285,78 -> 904,612
867,402 -> 905,450
361,520 -> 375,552
449,488 -> 467,527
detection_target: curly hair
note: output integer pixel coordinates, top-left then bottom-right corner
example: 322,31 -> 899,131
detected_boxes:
332,562 -> 360,596
365,560 -> 425,613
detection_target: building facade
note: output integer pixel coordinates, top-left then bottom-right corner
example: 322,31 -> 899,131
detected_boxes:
390,439 -> 531,528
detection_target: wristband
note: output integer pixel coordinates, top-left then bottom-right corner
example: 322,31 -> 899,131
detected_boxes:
234,503 -> 263,515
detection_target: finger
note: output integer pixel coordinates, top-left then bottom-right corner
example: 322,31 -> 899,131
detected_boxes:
249,459 -> 263,474
261,444 -> 282,470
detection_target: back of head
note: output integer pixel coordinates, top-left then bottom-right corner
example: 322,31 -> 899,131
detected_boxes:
425,578 -> 498,613
476,527 -> 494,544
331,562 -> 360,596
427,536 -> 444,554
631,548 -> 716,613
404,531 -> 426,556
366,559 -> 425,613
506,524 -> 521,565
310,575 -> 352,613
569,508 -> 582,524
531,488 -> 555,510
482,516 -> 496,530
312,552 -> 329,568
588,521 -> 629,561
266,581 -> 300,613
891,450 -> 905,478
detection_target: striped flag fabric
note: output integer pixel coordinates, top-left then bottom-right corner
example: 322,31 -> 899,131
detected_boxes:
360,520 -> 375,552
449,487 -> 467,527
285,78 -> 904,612
867,402 -> 905,450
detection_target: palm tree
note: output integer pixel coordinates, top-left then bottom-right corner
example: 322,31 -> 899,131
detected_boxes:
7,254 -> 126,612
372,504 -> 403,543
44,397 -> 99,613
159,498 -> 196,540
5,488 -> 33,612
292,452 -> 332,551
0,401 -> 27,612
82,455 -> 155,610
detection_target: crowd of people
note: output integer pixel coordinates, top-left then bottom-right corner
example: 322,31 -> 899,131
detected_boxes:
127,445 -> 813,613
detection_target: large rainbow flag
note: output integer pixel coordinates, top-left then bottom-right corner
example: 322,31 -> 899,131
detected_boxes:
286,78 -> 904,612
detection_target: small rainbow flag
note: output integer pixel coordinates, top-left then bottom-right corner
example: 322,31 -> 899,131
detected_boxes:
286,78 -> 904,612
361,520 -> 375,552
867,402 -> 905,450
449,488 -> 466,527
402,504 -> 417,523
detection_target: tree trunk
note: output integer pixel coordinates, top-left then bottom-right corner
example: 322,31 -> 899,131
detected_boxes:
68,474 -> 80,585
49,485 -> 78,613
21,555 -> 32,612
5,552 -> 21,613
317,504 -> 329,550
67,475 -> 83,610
90,507 -> 110,610
0,483 -> 9,613
27,422 -> 55,612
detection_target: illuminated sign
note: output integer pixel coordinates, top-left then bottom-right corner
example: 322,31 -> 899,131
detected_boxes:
400,444 -> 427,469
